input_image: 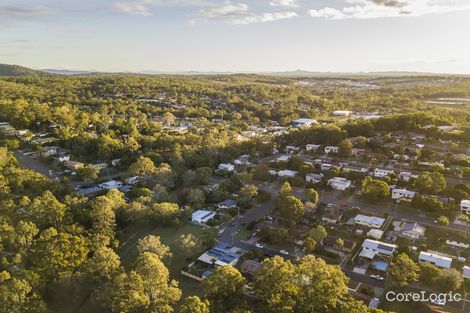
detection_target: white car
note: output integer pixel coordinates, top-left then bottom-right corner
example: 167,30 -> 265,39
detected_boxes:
255,243 -> 264,249
370,275 -> 384,280
279,250 -> 289,255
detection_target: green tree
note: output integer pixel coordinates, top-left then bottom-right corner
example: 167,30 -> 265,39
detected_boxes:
25,191 -> 69,229
437,215 -> 449,226
360,176 -> 390,202
32,228 -> 89,280
155,163 -> 176,189
305,188 -> 319,205
180,296 -> 210,313
388,253 -> 420,287
134,252 -> 181,313
85,246 -> 122,283
338,139 -> 352,157
435,268 -> 463,292
240,184 -> 258,200
304,237 -> 317,253
278,196 -> 304,226
136,235 -> 172,262
148,202 -> 181,225
203,266 -> 246,313
129,156 -> 156,177
77,164 -> 100,182
309,225 -> 327,243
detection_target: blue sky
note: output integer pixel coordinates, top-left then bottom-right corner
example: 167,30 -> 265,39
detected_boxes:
1,0 -> 470,73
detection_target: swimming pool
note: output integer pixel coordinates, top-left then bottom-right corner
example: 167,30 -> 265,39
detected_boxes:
371,260 -> 389,271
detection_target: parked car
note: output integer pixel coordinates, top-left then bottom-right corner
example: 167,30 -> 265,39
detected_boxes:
279,250 -> 289,255
431,299 -> 445,306
255,243 -> 264,249
370,275 -> 384,280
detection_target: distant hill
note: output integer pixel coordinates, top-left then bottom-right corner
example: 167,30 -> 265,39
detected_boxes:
0,63 -> 50,77
40,68 -> 93,75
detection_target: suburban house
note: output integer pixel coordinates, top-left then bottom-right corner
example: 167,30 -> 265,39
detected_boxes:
285,146 -> 301,154
332,110 -> 352,116
306,173 -> 323,184
125,176 -> 143,185
234,155 -> 251,165
446,240 -> 469,249
367,229 -> 384,240
324,146 -> 339,154
460,199 -> 470,215
418,251 -> 452,269
192,210 -> 216,224
292,118 -> 317,128
277,170 -> 298,178
240,260 -> 262,279
391,188 -> 416,202
360,239 -> 397,259
463,266 -> 470,279
320,163 -> 333,171
53,152 -> 70,163
324,235 -> 356,252
399,171 -> 418,182
78,186 -> 101,197
98,180 -> 123,190
351,148 -> 367,157
322,208 -> 343,224
392,221 -> 426,240
217,199 -> 237,209
64,161 -> 84,171
41,146 -> 59,157
218,163 -> 235,172
0,123 -> 16,135
354,215 -> 385,229
196,242 -> 245,267
342,164 -> 368,173
276,155 -> 291,162
328,177 -> 352,191
373,168 -> 394,178
306,144 -> 321,152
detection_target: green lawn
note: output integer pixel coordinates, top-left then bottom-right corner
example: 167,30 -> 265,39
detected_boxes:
118,223 -> 207,298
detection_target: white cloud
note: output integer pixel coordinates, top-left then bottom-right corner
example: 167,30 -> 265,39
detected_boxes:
309,0 -> 470,19
0,4 -> 55,19
191,3 -> 297,25
269,0 -> 298,7
115,2 -> 152,16
115,0 -> 206,16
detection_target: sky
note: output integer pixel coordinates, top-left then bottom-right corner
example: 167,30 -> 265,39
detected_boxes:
1,0 -> 470,73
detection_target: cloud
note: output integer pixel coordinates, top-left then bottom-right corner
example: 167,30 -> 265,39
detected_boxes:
191,2 -> 297,25
115,0 -> 207,16
309,0 -> 470,19
115,2 -> 152,16
0,4 -> 55,19
269,0 -> 298,7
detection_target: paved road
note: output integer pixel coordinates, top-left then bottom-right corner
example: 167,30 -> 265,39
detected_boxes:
13,151 -> 58,178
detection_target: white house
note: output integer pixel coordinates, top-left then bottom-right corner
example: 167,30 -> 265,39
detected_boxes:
360,239 -> 397,258
354,215 -> 385,229
278,170 -> 298,178
374,168 -> 394,178
367,229 -> 384,240
53,153 -> 70,163
463,266 -> 470,279
292,118 -> 317,128
321,163 -> 333,171
276,155 -> 291,162
125,176 -> 142,185
192,210 -> 216,224
419,251 -> 452,269
41,146 -> 59,157
98,180 -> 123,190
391,188 -> 416,202
218,163 -> 235,172
328,177 -> 352,191
306,144 -> 321,152
393,222 -> 426,240
399,172 -> 418,182
306,173 -> 323,184
460,199 -> 470,215
234,155 -> 251,166
325,146 -> 339,154
285,146 -> 301,154
332,110 -> 352,116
